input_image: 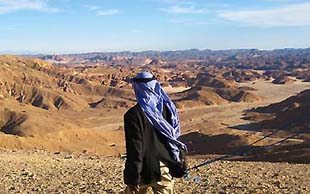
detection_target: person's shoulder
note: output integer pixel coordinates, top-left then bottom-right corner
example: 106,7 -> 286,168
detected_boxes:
124,104 -> 140,118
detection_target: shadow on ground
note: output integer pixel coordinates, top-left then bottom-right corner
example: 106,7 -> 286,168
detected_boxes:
234,142 -> 310,164
180,132 -> 310,164
179,132 -> 248,155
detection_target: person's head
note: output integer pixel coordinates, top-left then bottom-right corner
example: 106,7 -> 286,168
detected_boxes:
132,71 -> 155,83
132,71 -> 159,99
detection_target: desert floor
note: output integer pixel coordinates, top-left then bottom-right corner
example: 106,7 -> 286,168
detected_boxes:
0,150 -> 309,194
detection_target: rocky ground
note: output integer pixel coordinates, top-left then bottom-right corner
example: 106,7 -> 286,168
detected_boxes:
0,150 -> 309,194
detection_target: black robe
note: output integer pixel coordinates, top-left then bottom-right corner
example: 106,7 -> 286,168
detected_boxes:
123,104 -> 178,185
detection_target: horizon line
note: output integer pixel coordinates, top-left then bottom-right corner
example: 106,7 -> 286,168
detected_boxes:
1,47 -> 309,56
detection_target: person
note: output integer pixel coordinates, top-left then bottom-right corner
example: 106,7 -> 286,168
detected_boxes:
123,72 -> 187,194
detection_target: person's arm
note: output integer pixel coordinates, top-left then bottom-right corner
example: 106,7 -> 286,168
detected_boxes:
124,111 -> 143,185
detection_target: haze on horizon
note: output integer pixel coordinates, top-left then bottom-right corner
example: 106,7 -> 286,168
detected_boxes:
1,0 -> 310,54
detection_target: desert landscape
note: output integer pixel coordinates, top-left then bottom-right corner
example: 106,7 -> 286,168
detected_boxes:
0,49 -> 309,193
1,0 -> 310,192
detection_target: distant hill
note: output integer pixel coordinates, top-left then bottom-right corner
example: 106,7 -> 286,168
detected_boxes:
254,89 -> 310,131
30,48 -> 310,60
174,86 -> 261,108
28,48 -> 310,70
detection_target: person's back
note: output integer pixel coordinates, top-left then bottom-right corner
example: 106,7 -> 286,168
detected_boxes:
123,72 -> 187,194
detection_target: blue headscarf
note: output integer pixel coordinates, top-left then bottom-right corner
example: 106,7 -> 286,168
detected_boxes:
133,72 -> 187,162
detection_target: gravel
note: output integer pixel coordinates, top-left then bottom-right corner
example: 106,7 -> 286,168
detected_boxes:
0,150 -> 309,194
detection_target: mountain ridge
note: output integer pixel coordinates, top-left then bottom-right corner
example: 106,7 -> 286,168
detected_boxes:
25,48 -> 310,59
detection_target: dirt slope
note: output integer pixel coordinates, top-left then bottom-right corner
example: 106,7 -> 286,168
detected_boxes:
0,55 -> 129,154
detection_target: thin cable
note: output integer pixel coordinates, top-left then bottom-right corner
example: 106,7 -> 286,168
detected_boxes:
187,128 -> 307,172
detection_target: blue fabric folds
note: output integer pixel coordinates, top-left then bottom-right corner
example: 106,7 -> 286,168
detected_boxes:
133,72 -> 187,162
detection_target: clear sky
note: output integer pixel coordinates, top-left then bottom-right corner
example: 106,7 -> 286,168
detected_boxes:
1,0 -> 310,54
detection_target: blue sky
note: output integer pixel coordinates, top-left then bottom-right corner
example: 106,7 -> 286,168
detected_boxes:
0,0 -> 310,54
